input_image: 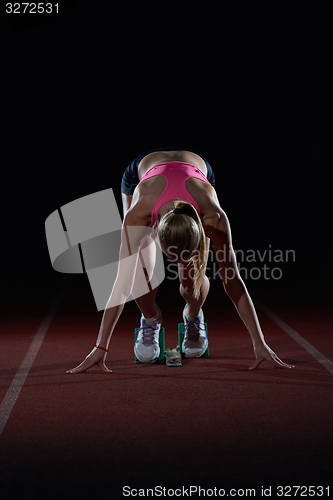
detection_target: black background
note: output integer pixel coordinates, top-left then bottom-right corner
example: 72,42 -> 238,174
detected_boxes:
1,2 -> 333,309
1,4 -> 333,500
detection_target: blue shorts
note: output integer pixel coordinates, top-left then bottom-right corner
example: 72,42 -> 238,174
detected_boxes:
121,147 -> 216,195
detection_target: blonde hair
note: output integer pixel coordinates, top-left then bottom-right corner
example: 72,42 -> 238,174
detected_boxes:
157,201 -> 206,300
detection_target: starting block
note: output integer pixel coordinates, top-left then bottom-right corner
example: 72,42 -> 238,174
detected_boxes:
134,327 -> 165,363
134,323 -> 209,364
165,347 -> 182,367
178,323 -> 209,358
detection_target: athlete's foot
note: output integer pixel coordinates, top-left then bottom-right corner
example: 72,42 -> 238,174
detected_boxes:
182,305 -> 208,358
66,347 -> 112,374
134,304 -> 162,363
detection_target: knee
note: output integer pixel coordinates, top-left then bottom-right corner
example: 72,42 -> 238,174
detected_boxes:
179,282 -> 190,296
180,274 -> 209,297
202,274 -> 210,290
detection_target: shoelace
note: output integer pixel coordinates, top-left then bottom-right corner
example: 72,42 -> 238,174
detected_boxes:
183,317 -> 206,342
136,323 -> 159,346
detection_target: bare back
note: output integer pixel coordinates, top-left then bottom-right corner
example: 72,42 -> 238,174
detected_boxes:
127,151 -> 217,222
138,150 -> 208,179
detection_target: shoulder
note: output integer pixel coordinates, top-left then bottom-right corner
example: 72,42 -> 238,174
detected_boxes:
189,181 -> 225,221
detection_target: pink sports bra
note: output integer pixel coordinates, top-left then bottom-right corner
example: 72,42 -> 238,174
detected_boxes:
139,161 -> 211,227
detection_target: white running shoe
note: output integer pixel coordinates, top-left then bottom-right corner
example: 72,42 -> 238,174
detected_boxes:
182,305 -> 208,358
134,316 -> 161,364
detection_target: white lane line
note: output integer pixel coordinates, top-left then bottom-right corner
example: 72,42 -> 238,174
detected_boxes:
255,298 -> 333,376
0,295 -> 62,437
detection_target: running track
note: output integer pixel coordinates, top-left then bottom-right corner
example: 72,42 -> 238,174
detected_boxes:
1,278 -> 332,498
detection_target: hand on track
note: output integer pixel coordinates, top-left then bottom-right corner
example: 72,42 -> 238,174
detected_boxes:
66,347 -> 112,374
249,343 -> 295,370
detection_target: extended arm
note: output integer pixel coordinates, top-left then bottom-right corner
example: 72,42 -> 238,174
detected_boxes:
203,206 -> 294,370
67,209 -> 151,373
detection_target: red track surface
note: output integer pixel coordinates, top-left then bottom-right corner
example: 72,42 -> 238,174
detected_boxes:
1,280 -> 332,498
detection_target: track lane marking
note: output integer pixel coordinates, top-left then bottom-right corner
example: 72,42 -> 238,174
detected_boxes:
255,298 -> 333,376
0,296 -> 62,436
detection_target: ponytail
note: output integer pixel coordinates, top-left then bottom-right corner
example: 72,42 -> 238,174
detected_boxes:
157,201 -> 206,300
